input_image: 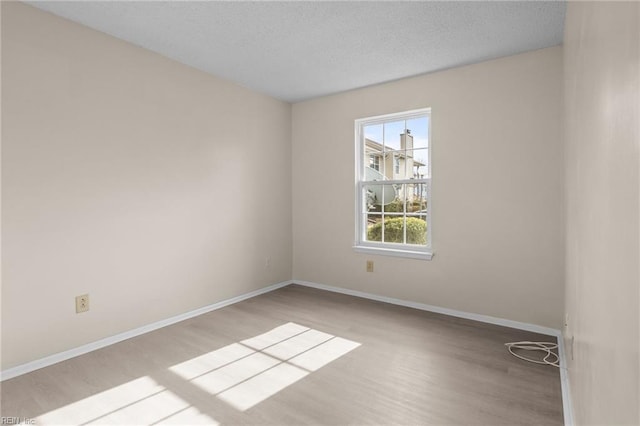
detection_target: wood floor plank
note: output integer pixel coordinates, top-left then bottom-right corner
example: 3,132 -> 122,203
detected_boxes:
1,284 -> 564,425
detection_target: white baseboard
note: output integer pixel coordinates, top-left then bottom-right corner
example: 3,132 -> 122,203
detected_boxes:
1,278 -> 573,426
556,333 -> 574,426
0,280 -> 293,381
293,280 -> 561,337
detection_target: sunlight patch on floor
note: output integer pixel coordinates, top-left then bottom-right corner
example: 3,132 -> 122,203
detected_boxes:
169,342 -> 254,380
169,322 -> 361,411
217,362 -> 308,411
36,376 -> 218,425
241,322 -> 310,350
289,336 -> 361,372
260,329 -> 333,360
191,352 -> 281,395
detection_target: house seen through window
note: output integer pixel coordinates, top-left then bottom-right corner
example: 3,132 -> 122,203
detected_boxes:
354,108 -> 432,260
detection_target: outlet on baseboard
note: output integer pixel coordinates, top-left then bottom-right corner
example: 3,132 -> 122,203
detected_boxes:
76,294 -> 89,313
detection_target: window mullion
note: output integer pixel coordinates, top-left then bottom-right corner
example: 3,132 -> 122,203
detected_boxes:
381,185 -> 385,243
403,183 -> 407,245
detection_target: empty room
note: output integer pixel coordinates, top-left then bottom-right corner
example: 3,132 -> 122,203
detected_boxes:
1,1 -> 638,425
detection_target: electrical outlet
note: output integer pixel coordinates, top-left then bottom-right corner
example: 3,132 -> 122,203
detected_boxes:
265,257 -> 271,268
366,260 -> 374,273
76,294 -> 89,313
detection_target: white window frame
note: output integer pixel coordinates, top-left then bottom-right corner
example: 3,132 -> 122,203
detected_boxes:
354,108 -> 432,260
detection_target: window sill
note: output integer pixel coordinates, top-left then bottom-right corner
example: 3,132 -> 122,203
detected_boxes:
353,245 -> 433,260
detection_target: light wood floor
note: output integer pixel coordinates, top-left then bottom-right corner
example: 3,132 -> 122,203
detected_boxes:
1,284 -> 563,425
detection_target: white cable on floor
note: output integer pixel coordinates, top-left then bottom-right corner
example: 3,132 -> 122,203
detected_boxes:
504,341 -> 560,367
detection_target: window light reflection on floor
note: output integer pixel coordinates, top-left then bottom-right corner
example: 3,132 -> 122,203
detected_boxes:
169,322 -> 361,411
37,376 -> 218,425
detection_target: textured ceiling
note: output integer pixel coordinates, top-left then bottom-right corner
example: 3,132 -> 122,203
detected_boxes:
27,1 -> 566,103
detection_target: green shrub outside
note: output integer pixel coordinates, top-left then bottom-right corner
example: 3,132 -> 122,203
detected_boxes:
383,199 -> 404,212
367,217 -> 427,245
373,198 -> 427,213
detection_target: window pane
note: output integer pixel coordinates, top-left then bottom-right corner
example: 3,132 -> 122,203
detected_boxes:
364,124 -> 383,145
364,183 -> 397,211
404,216 -> 427,245
383,120 -> 404,151
363,124 -> 383,179
364,148 -> 383,181
366,214 -> 382,242
382,183 -> 404,214
406,183 -> 429,246
406,117 -> 429,150
406,182 -> 427,213
382,217 -> 406,244
406,148 -> 428,178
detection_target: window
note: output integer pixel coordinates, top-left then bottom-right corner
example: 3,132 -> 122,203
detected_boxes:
368,154 -> 380,171
354,108 -> 432,260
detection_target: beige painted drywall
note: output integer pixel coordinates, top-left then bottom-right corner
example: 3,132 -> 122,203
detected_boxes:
292,47 -> 564,329
564,2 -> 639,425
1,3 -> 292,370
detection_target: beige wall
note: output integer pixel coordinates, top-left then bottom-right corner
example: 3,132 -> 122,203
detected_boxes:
1,3 -> 571,373
1,3 -> 292,370
564,2 -> 639,425
292,47 -> 564,329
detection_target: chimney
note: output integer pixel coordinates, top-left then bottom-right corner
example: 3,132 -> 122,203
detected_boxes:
400,129 -> 413,153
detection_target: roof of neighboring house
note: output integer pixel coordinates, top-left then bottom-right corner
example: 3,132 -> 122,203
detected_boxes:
365,139 -> 426,167
365,138 -> 384,152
